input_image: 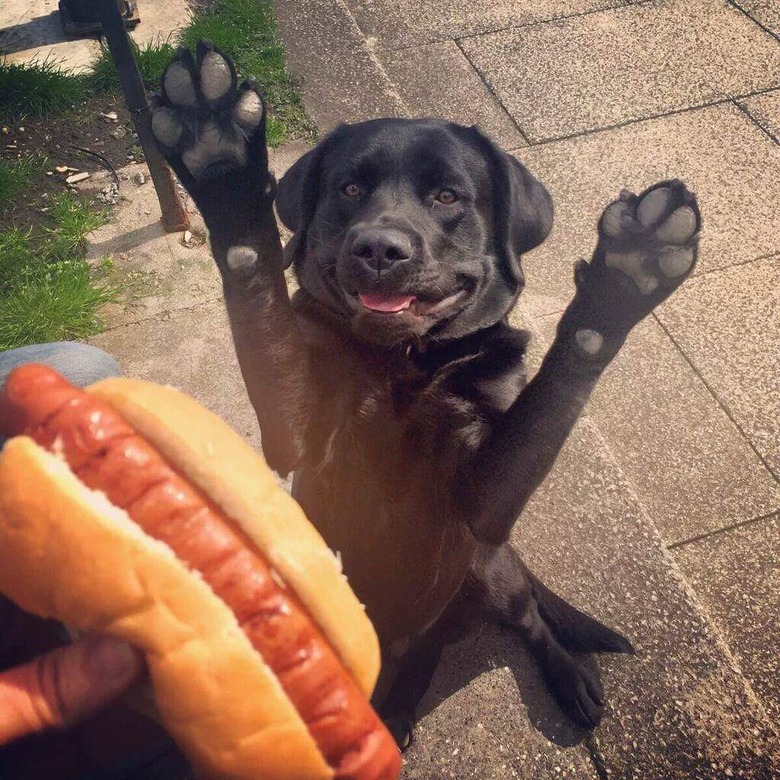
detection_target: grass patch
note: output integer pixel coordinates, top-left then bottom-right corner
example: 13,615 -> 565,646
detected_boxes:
0,156 -> 45,213
0,267 -> 115,349
179,0 -> 315,145
0,193 -> 116,351
89,38 -> 177,93
0,1 -> 313,143
43,191 -> 109,259
86,0 -> 314,144
0,58 -> 86,118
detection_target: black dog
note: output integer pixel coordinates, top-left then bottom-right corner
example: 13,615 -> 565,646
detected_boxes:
151,42 -> 701,741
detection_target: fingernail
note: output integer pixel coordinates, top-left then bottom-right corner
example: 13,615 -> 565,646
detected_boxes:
88,637 -> 142,680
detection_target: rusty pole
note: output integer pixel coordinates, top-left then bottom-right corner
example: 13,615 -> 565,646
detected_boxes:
94,0 -> 189,232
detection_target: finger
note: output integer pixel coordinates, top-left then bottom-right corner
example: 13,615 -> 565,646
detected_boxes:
0,635 -> 143,745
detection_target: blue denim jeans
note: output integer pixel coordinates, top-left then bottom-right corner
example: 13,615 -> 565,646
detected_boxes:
0,342 -> 121,448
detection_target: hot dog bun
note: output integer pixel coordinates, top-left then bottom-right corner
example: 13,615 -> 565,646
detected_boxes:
88,377 -> 379,699
0,371 -> 398,780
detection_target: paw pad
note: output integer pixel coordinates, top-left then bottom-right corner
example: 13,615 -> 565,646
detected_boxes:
654,205 -> 698,245
226,245 -> 259,274
151,42 -> 266,181
200,50 -> 233,102
151,107 -> 183,148
597,179 -> 700,296
163,61 -> 197,108
575,328 -> 604,355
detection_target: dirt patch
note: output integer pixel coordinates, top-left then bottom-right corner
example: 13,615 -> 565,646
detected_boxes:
1,93 -> 143,230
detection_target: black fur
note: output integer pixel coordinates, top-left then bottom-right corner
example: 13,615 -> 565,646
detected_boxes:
151,43 -> 700,740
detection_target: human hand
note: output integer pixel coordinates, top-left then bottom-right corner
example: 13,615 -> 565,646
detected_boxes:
0,634 -> 143,745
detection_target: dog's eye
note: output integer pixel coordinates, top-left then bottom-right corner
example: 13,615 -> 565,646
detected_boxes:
343,183 -> 361,197
435,189 -> 458,205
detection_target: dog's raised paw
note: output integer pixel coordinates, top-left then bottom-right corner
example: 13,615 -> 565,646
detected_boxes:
151,41 -> 266,182
596,179 -> 701,296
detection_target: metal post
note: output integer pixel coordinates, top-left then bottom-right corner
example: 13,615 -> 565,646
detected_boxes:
94,0 -> 189,232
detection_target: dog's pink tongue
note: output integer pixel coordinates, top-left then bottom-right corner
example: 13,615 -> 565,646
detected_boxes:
359,293 -> 415,312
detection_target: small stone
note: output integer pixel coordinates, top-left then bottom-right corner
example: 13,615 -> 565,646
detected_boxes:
134,172 -> 146,185
55,165 -> 70,173
110,126 -> 127,139
100,111 -> 119,122
18,126 -> 24,132
46,171 -> 53,176
184,230 -> 193,244
97,183 -> 120,205
65,171 -> 91,184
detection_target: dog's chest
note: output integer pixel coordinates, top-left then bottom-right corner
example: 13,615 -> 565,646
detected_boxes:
295,357 -> 485,640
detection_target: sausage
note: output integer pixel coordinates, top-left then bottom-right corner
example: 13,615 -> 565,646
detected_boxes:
2,365 -> 401,780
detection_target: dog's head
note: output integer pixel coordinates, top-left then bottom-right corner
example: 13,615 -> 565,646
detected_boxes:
276,118 -> 552,346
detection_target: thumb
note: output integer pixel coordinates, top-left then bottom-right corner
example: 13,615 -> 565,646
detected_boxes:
0,635 -> 144,745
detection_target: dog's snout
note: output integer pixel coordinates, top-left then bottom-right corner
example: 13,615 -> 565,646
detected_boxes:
350,228 -> 413,272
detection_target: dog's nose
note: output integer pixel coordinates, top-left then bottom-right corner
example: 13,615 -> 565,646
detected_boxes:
350,228 -> 413,273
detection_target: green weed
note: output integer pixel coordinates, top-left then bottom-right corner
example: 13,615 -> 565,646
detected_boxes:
43,191 -> 108,259
179,0 -> 315,145
89,38 -> 177,92
0,156 -> 44,213
0,58 -> 86,118
0,195 -> 116,351
0,267 -> 115,349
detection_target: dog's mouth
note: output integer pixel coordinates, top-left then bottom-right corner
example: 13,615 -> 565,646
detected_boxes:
356,289 -> 468,318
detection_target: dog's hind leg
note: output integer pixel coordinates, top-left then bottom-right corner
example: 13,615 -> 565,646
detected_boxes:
376,595 -> 473,749
471,543 -> 633,728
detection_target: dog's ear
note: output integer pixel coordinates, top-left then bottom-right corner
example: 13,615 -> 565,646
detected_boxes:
468,127 -> 553,287
276,128 -> 344,269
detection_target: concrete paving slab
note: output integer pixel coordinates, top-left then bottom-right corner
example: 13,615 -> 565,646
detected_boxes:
516,418 -> 779,779
733,0 -> 780,36
403,628 -> 600,779
344,0 -> 629,50
514,103 -> 780,311
0,0 -> 187,72
89,301 -> 262,449
84,142 -> 304,328
673,513 -> 780,724
84,166 -> 222,329
377,41 -> 526,149
273,0 -> 407,131
534,314 -> 780,545
656,254 -> 780,480
459,0 -> 780,142
740,88 -> 780,141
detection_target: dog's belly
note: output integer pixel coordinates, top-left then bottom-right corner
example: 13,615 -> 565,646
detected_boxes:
292,467 -> 476,646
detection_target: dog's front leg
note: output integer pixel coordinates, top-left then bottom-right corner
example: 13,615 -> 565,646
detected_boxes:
460,181 -> 700,728
462,180 -> 701,546
151,43 -> 311,474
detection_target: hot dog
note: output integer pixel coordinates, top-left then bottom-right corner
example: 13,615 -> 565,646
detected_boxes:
0,365 -> 402,780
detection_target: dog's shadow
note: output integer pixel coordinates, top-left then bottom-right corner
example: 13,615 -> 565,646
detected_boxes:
413,619 -> 592,749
